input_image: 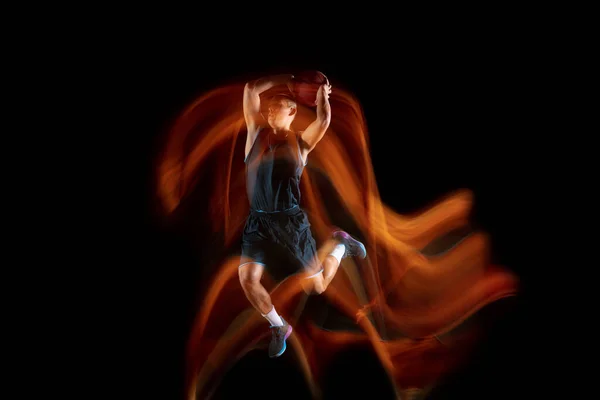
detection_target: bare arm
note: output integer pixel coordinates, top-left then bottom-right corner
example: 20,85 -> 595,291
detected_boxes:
244,74 -> 295,157
300,83 -> 332,155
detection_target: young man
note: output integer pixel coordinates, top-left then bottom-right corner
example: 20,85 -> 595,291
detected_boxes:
238,73 -> 367,358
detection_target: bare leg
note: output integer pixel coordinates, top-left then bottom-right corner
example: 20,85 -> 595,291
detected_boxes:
239,262 -> 292,358
238,262 -> 273,315
321,254 -> 341,288
302,238 -> 341,294
302,230 -> 367,294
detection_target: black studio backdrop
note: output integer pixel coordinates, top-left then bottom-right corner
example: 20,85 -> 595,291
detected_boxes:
120,45 -> 539,399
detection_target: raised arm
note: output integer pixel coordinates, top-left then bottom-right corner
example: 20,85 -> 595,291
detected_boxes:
244,74 -> 295,157
300,83 -> 332,155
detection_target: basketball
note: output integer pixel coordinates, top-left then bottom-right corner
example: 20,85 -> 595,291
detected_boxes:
291,70 -> 329,107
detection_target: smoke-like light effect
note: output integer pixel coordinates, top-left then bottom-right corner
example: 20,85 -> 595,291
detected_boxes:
157,81 -> 519,399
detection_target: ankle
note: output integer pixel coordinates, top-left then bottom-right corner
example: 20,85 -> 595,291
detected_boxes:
261,306 -> 284,327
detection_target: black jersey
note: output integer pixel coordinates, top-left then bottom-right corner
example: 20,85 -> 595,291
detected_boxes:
245,127 -> 306,213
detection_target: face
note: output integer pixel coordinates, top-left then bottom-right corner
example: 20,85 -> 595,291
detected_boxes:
267,98 -> 295,128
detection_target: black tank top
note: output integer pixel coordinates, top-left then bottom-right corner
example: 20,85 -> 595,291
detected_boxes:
245,127 -> 306,212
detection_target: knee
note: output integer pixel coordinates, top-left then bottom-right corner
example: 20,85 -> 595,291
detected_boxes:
313,283 -> 325,295
238,269 -> 258,289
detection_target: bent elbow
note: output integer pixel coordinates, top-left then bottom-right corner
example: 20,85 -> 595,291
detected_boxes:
244,81 -> 258,94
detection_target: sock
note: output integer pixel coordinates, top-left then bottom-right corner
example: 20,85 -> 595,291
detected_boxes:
262,306 -> 284,327
329,243 -> 346,264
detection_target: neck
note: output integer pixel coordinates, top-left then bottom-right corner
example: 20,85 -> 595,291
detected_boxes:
271,127 -> 291,135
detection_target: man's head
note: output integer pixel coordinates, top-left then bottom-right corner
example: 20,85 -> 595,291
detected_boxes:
266,95 -> 297,130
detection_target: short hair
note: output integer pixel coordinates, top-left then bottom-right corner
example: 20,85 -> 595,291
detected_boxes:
268,94 -> 297,109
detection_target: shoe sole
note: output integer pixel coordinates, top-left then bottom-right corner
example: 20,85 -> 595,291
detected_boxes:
352,240 -> 367,259
333,231 -> 367,259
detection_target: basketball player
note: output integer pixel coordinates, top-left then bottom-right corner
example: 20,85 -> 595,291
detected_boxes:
239,73 -> 367,358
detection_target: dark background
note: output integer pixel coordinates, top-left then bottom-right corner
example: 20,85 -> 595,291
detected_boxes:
114,40 -> 545,399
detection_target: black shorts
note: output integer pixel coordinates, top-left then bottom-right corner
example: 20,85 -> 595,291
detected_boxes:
240,205 -> 319,282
